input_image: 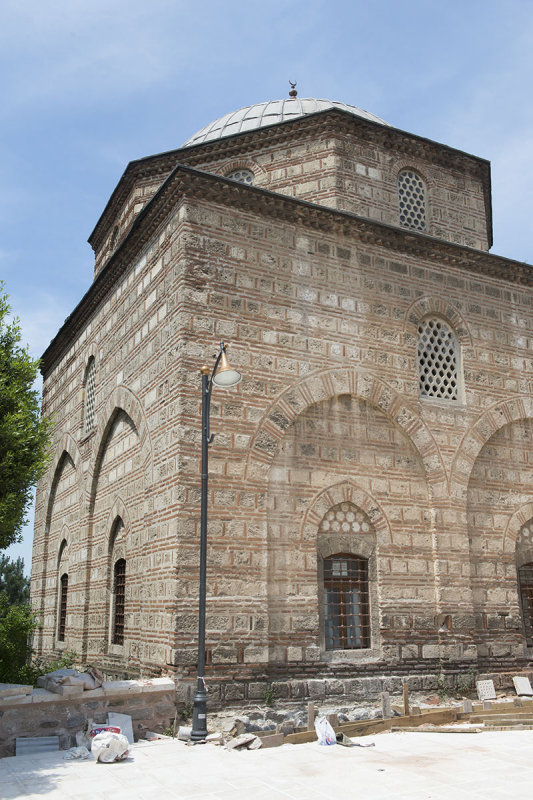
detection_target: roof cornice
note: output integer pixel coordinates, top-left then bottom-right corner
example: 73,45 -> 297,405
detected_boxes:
88,107 -> 493,253
43,164 -> 527,377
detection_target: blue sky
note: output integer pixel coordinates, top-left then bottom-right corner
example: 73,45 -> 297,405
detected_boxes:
1,0 -> 533,572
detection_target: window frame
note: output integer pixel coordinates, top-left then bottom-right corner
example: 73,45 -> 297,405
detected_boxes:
83,356 -> 96,434
323,553 -> 370,651
518,562 -> 533,647
112,558 -> 126,646
397,168 -> 427,232
58,572 -> 68,642
226,168 -> 254,185
417,315 -> 463,403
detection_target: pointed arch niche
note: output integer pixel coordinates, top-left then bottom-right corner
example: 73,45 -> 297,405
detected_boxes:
265,391 -> 430,665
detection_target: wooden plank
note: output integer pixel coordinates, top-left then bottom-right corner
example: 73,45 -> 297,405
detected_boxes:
392,709 -> 457,728
392,726 -> 482,734
285,707 -> 457,746
307,702 -> 315,731
284,719 -> 390,745
403,683 -> 410,716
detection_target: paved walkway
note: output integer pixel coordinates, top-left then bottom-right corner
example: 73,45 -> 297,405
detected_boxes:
1,729 -> 532,799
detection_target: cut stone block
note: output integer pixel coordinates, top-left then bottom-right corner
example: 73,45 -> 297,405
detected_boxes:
0,683 -> 32,698
257,732 -> 283,748
381,691 -> 392,719
16,736 -> 60,756
513,676 -> 533,697
476,680 -> 496,701
48,684 -> 84,697
108,712 -> 134,744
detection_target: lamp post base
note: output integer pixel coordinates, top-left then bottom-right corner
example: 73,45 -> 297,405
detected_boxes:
190,680 -> 208,741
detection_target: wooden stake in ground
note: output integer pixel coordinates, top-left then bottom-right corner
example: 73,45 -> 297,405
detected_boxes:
307,702 -> 315,731
403,682 -> 410,716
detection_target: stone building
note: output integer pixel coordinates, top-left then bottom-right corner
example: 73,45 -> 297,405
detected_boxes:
31,94 -> 533,699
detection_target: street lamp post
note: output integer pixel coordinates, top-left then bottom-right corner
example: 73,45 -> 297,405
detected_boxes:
190,341 -> 242,742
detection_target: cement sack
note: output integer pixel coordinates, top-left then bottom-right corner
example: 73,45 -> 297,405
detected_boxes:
91,732 -> 130,763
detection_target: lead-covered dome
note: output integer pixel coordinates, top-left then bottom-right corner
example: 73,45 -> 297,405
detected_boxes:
183,98 -> 391,146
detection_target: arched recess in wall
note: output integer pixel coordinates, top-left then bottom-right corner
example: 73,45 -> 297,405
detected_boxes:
303,481 -> 390,658
245,366 -> 447,490
36,434 -> 83,651
404,297 -> 472,348
264,389 -> 433,665
450,396 -> 533,500
55,535 -> 70,646
405,297 -> 472,404
466,413 -> 533,653
81,387 -> 152,659
106,508 -> 129,650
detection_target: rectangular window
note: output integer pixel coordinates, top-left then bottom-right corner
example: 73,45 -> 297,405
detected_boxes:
58,573 -> 68,642
112,559 -> 126,645
324,556 -> 370,650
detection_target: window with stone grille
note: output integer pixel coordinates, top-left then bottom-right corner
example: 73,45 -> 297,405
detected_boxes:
84,357 -> 96,434
518,562 -> 533,646
58,573 -> 68,642
112,558 -> 126,645
417,317 -> 459,400
226,168 -> 254,185
398,169 -> 426,231
324,554 -> 370,650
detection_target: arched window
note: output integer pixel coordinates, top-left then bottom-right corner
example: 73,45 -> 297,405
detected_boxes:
58,573 -> 68,642
417,317 -> 459,400
110,225 -> 119,250
112,558 -> 126,645
518,562 -> 533,646
324,554 -> 370,650
84,357 -> 96,433
398,169 -> 426,231
226,168 -> 254,185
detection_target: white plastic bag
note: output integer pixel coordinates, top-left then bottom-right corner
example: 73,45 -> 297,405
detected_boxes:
91,732 -> 130,763
314,716 -> 336,746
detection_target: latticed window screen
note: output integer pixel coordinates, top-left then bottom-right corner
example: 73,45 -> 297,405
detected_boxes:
518,563 -> 533,646
227,169 -> 254,185
418,318 -> 458,400
84,358 -> 96,433
112,559 -> 126,645
324,555 -> 370,650
58,573 -> 68,642
398,170 -> 426,231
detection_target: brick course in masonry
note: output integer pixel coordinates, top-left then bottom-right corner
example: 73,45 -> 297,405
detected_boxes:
32,99 -> 533,698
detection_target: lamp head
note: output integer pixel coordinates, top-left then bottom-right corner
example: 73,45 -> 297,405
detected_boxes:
212,346 -> 242,387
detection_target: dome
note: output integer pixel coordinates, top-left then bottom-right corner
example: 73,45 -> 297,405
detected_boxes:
183,97 -> 391,146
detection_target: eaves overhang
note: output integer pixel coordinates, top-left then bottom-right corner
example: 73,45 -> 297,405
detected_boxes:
88,107 -> 493,254
43,162 -> 525,378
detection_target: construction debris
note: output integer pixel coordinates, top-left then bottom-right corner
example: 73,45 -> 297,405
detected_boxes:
36,667 -> 103,696
16,736 -> 59,756
476,680 -> 496,701
513,676 -> 533,697
107,712 -> 134,744
225,733 -> 262,751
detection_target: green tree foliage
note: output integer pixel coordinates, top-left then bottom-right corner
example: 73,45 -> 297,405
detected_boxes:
0,594 -> 37,683
0,285 -> 51,549
0,555 -> 30,605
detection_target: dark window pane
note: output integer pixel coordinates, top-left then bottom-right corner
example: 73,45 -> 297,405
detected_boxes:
113,559 -> 126,645
58,573 -> 68,642
519,563 -> 533,646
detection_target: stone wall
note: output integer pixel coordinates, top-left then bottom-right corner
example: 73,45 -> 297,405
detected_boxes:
0,678 -> 175,759
32,114 -> 533,684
